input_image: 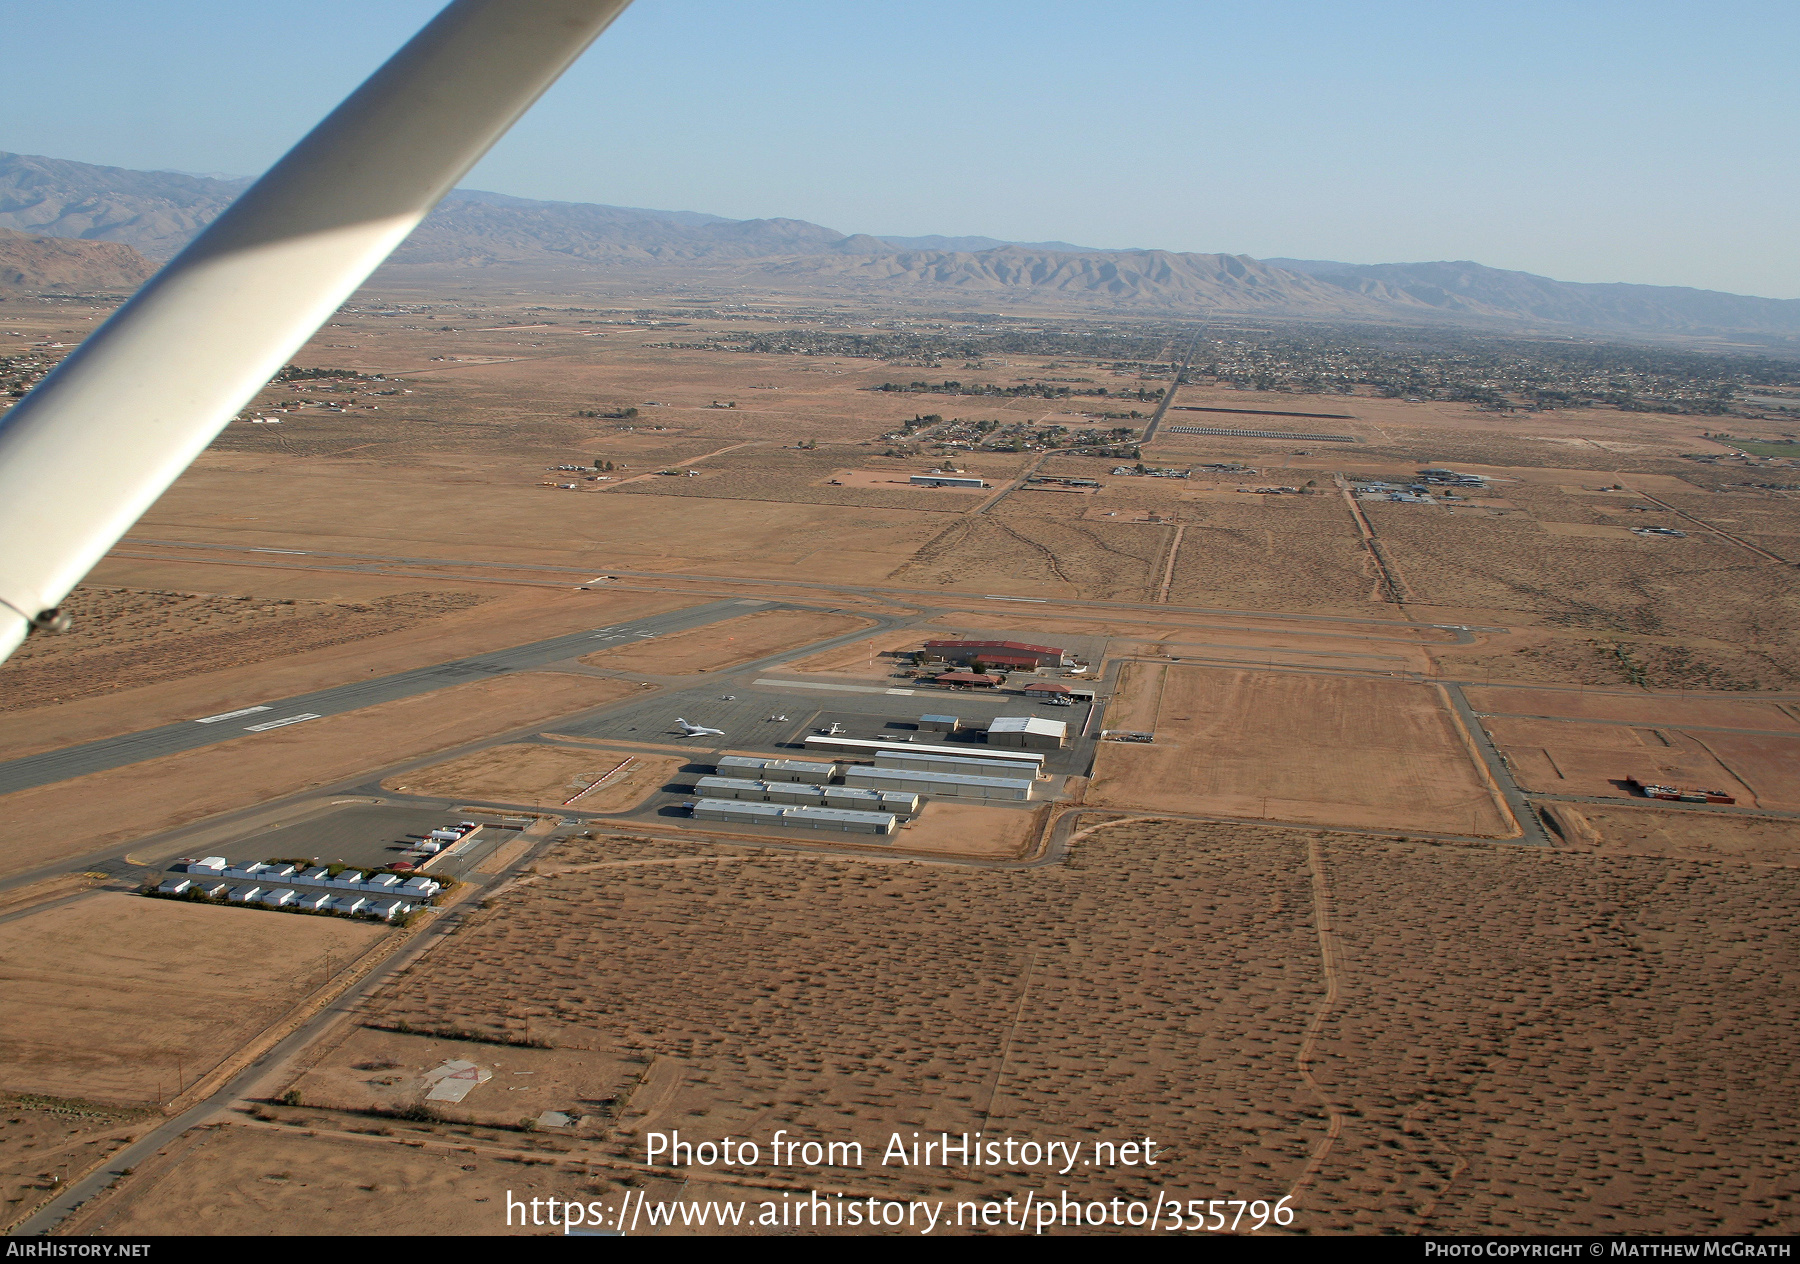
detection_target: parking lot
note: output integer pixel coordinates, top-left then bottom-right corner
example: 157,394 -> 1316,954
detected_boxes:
189,805 -> 531,877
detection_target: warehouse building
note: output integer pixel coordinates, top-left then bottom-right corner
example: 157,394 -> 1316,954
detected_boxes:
921,639 -> 1068,669
803,734 -> 1046,773
843,765 -> 1035,802
691,799 -> 898,836
918,714 -> 961,733
715,755 -> 838,784
910,474 -> 987,489
822,786 -> 921,815
695,775 -> 921,815
987,715 -> 1069,749
695,775 -> 830,806
874,748 -> 1043,781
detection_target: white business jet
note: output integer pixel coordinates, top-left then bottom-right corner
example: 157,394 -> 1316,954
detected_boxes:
673,718 -> 726,739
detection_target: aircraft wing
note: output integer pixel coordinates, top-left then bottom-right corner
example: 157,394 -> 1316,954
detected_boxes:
0,0 -> 633,663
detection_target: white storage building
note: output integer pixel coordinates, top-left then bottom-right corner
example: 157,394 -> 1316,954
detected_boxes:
715,755 -> 838,784
874,749 -> 1043,781
158,877 -> 192,895
843,765 -> 1035,802
803,735 -> 1045,774
694,775 -> 828,806
691,799 -> 898,836
820,786 -> 920,815
986,715 -> 1068,749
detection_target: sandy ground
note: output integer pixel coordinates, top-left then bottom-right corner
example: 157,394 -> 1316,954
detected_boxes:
0,1099 -> 147,1232
1087,663 -> 1511,835
1465,686 -> 1800,731
0,673 -> 639,878
0,586 -> 698,760
1543,803 -> 1800,865
891,801 -> 1044,859
0,587 -> 494,714
289,1028 -> 639,1130
0,893 -> 383,1104
104,819 -> 1790,1236
71,1122 -> 654,1236
778,629 -> 930,680
578,609 -> 873,675
385,745 -> 682,813
1485,715 -> 1800,809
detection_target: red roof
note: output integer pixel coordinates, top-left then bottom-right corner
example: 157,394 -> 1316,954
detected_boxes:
923,639 -> 1061,656
935,671 -> 1002,685
1022,681 -> 1070,693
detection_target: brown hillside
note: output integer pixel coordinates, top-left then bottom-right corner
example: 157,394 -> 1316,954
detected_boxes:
762,245 -> 1403,315
0,227 -> 154,291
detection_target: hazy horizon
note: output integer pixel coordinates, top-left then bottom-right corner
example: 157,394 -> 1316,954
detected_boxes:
2,0 -> 1795,299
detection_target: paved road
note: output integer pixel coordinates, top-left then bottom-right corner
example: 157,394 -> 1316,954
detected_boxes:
1138,328 -> 1203,446
0,599 -> 753,797
1442,682 -> 1552,846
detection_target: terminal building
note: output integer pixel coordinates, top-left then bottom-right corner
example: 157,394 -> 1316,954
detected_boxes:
920,639 -> 1068,669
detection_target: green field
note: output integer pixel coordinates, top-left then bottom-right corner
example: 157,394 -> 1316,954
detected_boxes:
1719,437 -> 1800,457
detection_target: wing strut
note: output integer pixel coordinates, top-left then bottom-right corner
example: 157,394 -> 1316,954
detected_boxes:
0,0 -> 633,662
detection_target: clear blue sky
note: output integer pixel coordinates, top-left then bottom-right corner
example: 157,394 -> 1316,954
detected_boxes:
4,0 -> 1796,297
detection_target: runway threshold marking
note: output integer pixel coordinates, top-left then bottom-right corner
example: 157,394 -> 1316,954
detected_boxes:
194,705 -> 272,724
244,713 -> 322,732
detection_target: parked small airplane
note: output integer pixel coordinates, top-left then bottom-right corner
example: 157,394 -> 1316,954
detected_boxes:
674,718 -> 726,738
816,722 -> 846,736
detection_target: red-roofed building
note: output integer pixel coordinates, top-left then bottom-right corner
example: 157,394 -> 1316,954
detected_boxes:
921,639 -> 1067,668
935,671 -> 1003,687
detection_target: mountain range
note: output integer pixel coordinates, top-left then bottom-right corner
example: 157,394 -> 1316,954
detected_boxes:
2,149 -> 1795,338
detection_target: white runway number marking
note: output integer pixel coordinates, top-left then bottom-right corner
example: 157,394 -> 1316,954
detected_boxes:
244,713 -> 322,732
194,705 -> 273,724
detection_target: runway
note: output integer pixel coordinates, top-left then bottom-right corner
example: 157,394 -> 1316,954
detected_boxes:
0,599 -> 756,797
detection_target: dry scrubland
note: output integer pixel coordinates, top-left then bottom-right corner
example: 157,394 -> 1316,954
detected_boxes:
0,584 -> 702,759
1087,662 -> 1510,835
0,893 -> 382,1105
0,588 -> 490,713
385,744 -> 680,812
67,1124 -> 648,1237
577,609 -> 874,675
187,820 -> 1800,1235
0,1097 -> 148,1231
1542,803 -> 1800,865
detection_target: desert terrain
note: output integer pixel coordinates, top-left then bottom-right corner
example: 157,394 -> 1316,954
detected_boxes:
2,279 -> 1797,1236
54,819 -> 1798,1236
